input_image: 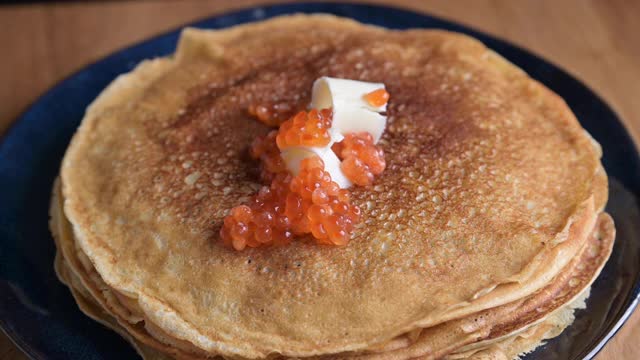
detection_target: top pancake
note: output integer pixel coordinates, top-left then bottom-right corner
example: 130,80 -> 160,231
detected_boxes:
60,15 -> 606,358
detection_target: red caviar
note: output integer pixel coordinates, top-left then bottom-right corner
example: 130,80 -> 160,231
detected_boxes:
248,104 -> 293,127
250,130 -> 285,182
333,132 -> 386,186
220,155 -> 360,250
286,156 -> 360,245
276,109 -> 333,149
220,173 -> 294,250
363,88 -> 390,107
222,105 -> 385,251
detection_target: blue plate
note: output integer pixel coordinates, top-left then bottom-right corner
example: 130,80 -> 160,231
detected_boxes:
1,3 -> 638,359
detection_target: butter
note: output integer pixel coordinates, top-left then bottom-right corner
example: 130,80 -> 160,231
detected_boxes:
281,147 -> 351,188
282,77 -> 388,188
311,77 -> 387,142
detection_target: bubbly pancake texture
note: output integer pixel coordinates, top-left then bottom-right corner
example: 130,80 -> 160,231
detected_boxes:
58,15 -> 608,358
51,180 -> 614,360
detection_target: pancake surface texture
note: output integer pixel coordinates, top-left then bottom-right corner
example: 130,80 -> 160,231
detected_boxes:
54,14 -> 612,359
51,179 -> 615,360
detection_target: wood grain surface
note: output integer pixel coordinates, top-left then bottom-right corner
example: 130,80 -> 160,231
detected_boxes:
1,1 -> 638,359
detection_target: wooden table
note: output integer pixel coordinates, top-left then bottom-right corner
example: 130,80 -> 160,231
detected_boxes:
1,1 -> 638,359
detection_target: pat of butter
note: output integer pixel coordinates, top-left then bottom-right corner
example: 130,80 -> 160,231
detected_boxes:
281,147 -> 352,188
311,77 -> 387,113
311,77 -> 387,142
282,77 -> 388,188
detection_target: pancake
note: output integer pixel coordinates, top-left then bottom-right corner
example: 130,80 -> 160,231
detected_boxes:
54,251 -> 583,360
53,14 -> 612,359
54,253 -> 174,360
344,213 -> 614,359
445,288 -> 590,360
58,247 -> 571,360
51,179 -> 614,359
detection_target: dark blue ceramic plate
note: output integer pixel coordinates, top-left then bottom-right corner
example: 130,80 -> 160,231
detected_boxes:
1,3 -> 638,359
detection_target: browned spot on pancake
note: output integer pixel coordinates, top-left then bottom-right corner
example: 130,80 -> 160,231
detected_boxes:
139,32 -> 580,253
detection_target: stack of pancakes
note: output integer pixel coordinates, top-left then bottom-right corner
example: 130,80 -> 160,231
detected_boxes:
51,15 -> 615,359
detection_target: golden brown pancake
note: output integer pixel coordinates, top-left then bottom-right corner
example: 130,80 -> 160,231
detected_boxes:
52,14 -> 613,359
445,290 -> 590,360
344,213 -> 614,359
51,180 -> 614,360
54,253 -> 174,360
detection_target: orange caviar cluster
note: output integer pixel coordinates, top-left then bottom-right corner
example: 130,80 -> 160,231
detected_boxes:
220,156 -> 360,250
286,156 -> 360,245
276,109 -> 333,149
248,103 -> 292,127
363,88 -> 390,107
250,130 -> 285,182
333,132 -> 386,186
222,104 -> 388,251
220,173 -> 293,250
